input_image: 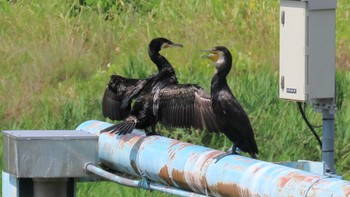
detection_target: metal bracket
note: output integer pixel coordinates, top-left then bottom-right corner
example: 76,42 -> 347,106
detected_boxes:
310,98 -> 337,114
139,171 -> 152,190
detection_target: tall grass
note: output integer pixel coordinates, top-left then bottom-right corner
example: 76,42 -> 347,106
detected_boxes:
1,0 -> 350,196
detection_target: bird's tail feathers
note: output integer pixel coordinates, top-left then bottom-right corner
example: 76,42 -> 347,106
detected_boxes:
117,121 -> 137,135
100,124 -> 119,134
99,121 -> 136,135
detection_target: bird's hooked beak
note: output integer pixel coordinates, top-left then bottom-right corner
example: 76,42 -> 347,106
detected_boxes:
170,43 -> 184,48
162,42 -> 183,49
201,49 -> 219,63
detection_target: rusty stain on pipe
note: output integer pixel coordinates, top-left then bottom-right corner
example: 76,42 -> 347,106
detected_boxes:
85,163 -> 205,197
77,120 -> 350,197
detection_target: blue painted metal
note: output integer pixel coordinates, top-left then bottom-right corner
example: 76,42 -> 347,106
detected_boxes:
84,163 -> 140,188
276,160 -> 326,175
77,120 -> 350,196
85,163 -> 206,197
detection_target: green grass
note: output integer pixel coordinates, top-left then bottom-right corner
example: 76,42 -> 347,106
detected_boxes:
1,0 -> 350,196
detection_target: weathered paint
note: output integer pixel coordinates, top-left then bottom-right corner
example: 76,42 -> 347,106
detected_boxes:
85,163 -> 204,197
77,120 -> 350,197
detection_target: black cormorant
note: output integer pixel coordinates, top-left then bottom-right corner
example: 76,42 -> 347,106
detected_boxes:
203,46 -> 258,159
101,37 -> 183,135
101,40 -> 258,159
152,46 -> 258,159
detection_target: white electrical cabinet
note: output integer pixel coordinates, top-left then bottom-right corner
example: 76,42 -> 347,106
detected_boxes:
279,0 -> 336,102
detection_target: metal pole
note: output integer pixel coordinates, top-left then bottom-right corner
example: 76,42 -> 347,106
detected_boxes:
77,120 -> 350,197
33,178 -> 68,197
84,163 -> 139,188
322,109 -> 335,173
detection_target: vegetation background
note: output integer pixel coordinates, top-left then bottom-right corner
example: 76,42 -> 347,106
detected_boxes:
1,0 -> 350,196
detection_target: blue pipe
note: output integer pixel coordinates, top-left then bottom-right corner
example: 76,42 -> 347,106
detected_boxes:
77,120 -> 350,196
84,163 -> 204,197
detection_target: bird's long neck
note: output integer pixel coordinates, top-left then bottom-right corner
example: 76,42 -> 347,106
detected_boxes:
149,49 -> 173,72
211,61 -> 231,95
211,73 -> 228,93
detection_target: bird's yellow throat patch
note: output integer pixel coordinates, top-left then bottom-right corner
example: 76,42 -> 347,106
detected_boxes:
207,53 -> 220,62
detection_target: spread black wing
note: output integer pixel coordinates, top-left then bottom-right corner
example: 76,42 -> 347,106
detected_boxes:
102,75 -> 148,120
155,84 -> 220,132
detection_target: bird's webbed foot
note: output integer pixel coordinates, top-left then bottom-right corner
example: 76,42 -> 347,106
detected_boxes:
144,129 -> 161,136
144,125 -> 162,136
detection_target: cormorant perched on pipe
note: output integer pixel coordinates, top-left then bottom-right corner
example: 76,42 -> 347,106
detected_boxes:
152,46 -> 258,159
203,46 -> 258,159
102,37 -> 220,135
101,37 -> 183,135
101,39 -> 258,159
